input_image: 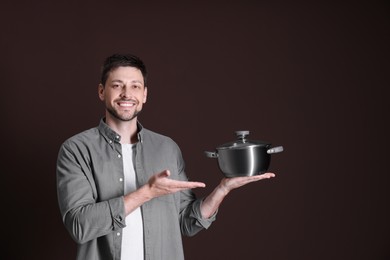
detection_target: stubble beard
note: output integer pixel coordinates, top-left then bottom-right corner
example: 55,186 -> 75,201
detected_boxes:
106,106 -> 142,122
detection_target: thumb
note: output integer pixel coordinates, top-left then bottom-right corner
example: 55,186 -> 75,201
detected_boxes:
157,170 -> 170,178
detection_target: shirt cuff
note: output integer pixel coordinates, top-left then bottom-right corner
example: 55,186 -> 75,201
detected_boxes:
108,197 -> 126,230
190,199 -> 218,229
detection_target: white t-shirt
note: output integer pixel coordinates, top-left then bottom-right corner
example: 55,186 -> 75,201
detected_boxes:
121,144 -> 144,260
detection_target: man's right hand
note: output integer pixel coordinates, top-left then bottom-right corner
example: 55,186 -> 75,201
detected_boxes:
145,170 -> 205,199
123,170 -> 205,215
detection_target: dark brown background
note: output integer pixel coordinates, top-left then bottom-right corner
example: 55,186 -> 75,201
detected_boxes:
1,1 -> 389,259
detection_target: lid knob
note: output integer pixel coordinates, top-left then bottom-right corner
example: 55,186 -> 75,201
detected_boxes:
235,130 -> 250,140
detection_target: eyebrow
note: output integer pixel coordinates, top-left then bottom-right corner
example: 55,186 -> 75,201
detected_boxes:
111,79 -> 143,84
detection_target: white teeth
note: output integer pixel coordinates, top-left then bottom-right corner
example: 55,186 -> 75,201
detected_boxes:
119,103 -> 135,107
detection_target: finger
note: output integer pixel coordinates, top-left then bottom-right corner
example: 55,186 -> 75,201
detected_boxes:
177,181 -> 205,189
187,181 -> 206,188
249,173 -> 275,181
259,172 -> 275,178
239,173 -> 275,183
246,173 -> 275,183
167,179 -> 206,189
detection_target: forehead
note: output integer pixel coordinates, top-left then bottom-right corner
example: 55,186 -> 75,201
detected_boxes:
107,66 -> 144,83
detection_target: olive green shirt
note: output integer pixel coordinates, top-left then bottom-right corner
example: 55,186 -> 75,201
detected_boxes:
56,119 -> 216,260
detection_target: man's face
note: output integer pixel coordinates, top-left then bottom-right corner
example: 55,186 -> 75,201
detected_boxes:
98,66 -> 147,122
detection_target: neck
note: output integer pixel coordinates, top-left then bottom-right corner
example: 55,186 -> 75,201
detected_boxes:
105,114 -> 138,144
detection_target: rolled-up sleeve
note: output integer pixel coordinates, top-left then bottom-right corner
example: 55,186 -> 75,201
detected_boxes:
56,142 -> 126,244
189,199 -> 217,229
174,145 -> 217,237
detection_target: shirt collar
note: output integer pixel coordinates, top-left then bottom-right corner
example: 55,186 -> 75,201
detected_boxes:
98,118 -> 144,143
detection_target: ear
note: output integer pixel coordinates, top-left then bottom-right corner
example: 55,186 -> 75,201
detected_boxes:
143,86 -> 148,103
98,84 -> 105,101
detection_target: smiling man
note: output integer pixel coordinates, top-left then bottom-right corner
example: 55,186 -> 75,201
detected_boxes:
56,54 -> 275,260
100,66 -> 147,123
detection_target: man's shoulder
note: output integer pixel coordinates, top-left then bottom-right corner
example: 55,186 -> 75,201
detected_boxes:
61,126 -> 100,148
142,128 -> 178,147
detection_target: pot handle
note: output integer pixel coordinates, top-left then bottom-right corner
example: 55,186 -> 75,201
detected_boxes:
267,146 -> 284,154
204,151 -> 218,158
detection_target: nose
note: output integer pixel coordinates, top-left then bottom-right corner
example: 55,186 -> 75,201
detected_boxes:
120,85 -> 133,99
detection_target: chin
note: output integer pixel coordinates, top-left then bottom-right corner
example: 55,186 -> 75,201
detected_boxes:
107,108 -> 141,122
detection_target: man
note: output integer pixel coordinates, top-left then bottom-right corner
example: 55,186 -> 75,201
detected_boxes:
56,54 -> 275,260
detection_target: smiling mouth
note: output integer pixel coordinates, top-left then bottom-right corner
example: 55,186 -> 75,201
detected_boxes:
118,102 -> 135,107
117,100 -> 137,107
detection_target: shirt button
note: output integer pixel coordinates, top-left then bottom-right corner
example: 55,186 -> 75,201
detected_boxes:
109,140 -> 112,144
117,232 -> 121,236
118,154 -> 121,158
119,178 -> 123,182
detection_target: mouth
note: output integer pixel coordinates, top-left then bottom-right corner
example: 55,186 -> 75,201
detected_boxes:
117,100 -> 137,108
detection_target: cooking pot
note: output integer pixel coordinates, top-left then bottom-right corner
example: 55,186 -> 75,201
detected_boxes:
205,131 -> 283,177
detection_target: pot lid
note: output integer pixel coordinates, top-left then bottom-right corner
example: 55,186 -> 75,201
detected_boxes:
217,131 -> 270,150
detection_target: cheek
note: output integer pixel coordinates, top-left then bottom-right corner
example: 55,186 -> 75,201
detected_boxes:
104,92 -> 115,102
100,93 -> 113,104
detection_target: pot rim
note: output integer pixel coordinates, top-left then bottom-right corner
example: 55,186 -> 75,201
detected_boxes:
216,141 -> 271,150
